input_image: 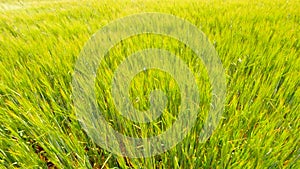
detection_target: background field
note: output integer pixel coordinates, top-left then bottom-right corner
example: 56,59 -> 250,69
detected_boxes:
0,0 -> 299,168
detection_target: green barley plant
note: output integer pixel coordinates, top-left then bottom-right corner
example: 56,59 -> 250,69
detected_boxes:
0,0 -> 299,168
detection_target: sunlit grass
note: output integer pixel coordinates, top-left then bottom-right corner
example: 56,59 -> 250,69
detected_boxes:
0,0 -> 299,168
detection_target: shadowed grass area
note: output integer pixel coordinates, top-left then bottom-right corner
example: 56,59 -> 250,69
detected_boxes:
0,0 -> 299,168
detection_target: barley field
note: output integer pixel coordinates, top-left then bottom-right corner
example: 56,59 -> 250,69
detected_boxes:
0,0 -> 299,168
